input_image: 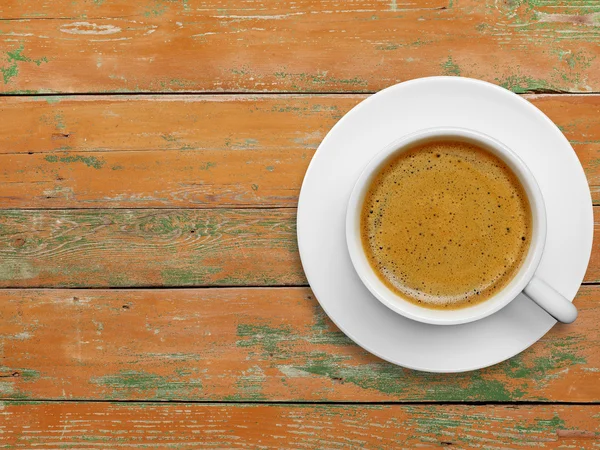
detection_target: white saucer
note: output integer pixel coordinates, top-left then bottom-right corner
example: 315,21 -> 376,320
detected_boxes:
297,77 -> 593,373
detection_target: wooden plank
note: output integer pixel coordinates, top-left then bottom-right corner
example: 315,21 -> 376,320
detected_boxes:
0,207 -> 599,287
0,209 -> 303,287
1,1 -> 600,94
0,95 -> 350,209
0,0 -> 144,19
0,94 -> 599,208
0,286 -> 598,402
0,94 -> 348,155
590,206 -> 600,283
1,402 -> 599,448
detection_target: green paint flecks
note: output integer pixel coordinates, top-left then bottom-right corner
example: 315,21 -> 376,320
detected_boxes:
54,113 -> 66,130
0,259 -> 39,282
554,49 -> 596,88
535,414 -> 566,430
513,413 -> 567,434
526,0 -> 600,14
7,46 -> 31,63
235,365 -> 267,401
407,406 -> 463,436
45,96 -> 61,105
237,319 -> 410,396
307,72 -> 368,87
91,370 -> 202,400
19,369 -> 41,380
390,0 -> 397,11
423,375 -> 517,402
377,44 -> 401,51
275,71 -> 368,89
494,48 -> 596,93
94,372 -> 166,390
376,39 -> 431,51
0,368 -> 39,400
144,0 -> 167,17
1,64 -> 18,85
161,267 -> 222,285
1,44 -> 48,85
3,89 -> 40,95
45,154 -> 106,170
310,302 -> 353,346
500,338 -> 587,399
290,354 -> 409,396
237,323 -> 293,355
441,56 -> 461,76
199,162 -> 216,171
272,327 -> 543,401
495,75 -> 549,94
34,57 -> 48,66
158,78 -> 194,90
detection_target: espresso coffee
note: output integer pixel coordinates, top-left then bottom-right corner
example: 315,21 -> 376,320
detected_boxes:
361,140 -> 532,310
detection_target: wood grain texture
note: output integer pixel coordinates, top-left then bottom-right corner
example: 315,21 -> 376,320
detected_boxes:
0,207 -> 598,287
1,1 -> 600,94
1,402 -> 599,448
0,94 -> 599,208
0,0 -> 598,441
0,94 -> 349,208
0,287 -> 598,402
0,209 -> 302,287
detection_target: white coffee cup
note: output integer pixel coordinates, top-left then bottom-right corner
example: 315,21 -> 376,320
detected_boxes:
346,127 -> 577,325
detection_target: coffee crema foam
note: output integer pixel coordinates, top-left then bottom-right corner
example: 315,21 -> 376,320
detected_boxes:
361,140 -> 532,310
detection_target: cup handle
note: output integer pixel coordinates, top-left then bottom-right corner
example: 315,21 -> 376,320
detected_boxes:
523,276 -> 577,323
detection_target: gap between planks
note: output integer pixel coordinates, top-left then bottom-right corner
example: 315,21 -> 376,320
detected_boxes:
0,282 -> 599,289
2,399 -> 600,406
1,91 -> 598,98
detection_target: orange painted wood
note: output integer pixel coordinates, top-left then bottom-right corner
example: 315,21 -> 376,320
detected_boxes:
589,206 -> 600,283
0,209 -> 303,287
1,1 -> 600,94
1,0 -> 599,436
0,287 -> 598,402
0,94 -> 598,208
0,207 -> 598,287
1,402 -> 599,448
0,94 -> 349,209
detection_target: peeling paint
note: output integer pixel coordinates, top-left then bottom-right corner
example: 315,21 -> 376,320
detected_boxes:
495,75 -> 549,94
441,56 -> 461,76
1,44 -> 48,85
237,323 -> 292,355
45,154 -> 106,169
60,22 -> 122,35
91,370 -> 202,400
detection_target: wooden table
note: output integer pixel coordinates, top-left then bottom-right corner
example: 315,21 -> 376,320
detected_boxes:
1,1 -> 599,447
